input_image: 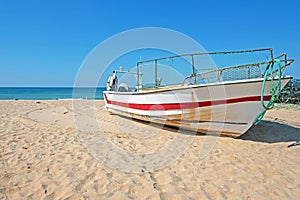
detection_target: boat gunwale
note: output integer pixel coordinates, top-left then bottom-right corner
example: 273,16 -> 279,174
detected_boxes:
104,76 -> 293,95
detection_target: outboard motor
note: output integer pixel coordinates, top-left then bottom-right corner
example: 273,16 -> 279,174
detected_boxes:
106,71 -> 118,91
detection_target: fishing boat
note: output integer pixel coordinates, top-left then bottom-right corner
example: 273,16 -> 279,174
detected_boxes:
103,48 -> 294,137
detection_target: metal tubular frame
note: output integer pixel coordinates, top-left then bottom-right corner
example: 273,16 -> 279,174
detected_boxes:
134,48 -> 294,91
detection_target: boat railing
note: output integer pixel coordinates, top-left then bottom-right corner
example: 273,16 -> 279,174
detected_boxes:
114,69 -> 141,75
135,48 -> 294,90
136,48 -> 273,65
182,56 -> 294,85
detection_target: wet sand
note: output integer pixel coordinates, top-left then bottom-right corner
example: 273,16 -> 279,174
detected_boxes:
0,100 -> 299,199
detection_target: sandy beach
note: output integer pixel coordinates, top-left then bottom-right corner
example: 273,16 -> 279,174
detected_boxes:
0,100 -> 299,199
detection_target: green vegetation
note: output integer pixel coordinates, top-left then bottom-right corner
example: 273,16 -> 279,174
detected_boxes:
277,79 -> 300,104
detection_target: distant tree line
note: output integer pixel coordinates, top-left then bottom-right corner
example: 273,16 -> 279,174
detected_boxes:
277,79 -> 300,104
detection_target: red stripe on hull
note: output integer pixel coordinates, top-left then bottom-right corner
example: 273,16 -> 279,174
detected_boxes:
104,93 -> 272,111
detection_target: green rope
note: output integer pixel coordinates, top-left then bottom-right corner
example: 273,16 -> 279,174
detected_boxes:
254,59 -> 282,124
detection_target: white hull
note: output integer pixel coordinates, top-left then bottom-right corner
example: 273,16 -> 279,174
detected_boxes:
104,77 -> 291,137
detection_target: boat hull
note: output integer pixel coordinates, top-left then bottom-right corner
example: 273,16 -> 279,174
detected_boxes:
103,77 -> 291,137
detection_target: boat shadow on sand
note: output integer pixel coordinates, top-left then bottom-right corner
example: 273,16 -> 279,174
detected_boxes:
130,117 -> 300,145
118,115 -> 300,146
239,120 -> 300,145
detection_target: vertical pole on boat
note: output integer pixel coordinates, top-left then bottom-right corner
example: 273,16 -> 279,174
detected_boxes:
284,53 -> 287,66
155,60 -> 158,87
137,62 -> 140,92
270,48 -> 274,75
191,55 -> 196,84
270,48 -> 274,61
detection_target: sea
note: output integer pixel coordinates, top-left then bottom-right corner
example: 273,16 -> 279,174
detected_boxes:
0,87 -> 105,100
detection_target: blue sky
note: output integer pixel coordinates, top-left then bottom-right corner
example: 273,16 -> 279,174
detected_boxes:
0,0 -> 299,86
